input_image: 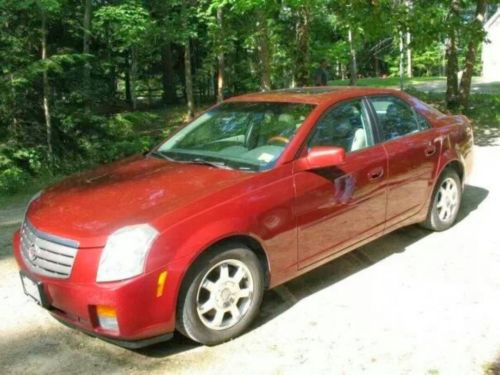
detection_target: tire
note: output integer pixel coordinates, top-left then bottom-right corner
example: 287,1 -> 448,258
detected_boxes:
176,244 -> 264,346
421,168 -> 462,231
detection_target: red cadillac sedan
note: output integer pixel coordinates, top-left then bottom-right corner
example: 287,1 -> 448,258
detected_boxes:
14,87 -> 473,348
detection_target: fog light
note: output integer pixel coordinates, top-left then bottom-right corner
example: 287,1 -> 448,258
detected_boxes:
96,305 -> 119,332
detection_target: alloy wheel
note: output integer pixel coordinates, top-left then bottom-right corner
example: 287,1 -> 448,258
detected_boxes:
196,259 -> 254,331
436,177 -> 459,222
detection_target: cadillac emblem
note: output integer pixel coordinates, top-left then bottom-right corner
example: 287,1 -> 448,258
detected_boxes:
28,242 -> 38,262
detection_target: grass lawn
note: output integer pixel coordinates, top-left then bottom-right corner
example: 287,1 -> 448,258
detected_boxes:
332,76 -> 445,88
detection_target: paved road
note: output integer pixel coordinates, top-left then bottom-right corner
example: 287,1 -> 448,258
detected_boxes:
0,144 -> 499,375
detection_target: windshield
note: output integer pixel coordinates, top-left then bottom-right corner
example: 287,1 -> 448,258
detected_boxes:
157,102 -> 315,171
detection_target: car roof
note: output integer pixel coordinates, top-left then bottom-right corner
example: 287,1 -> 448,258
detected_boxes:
225,86 -> 401,105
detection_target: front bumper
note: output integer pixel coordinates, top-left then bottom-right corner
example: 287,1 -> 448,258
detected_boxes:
13,231 -> 183,347
53,316 -> 173,349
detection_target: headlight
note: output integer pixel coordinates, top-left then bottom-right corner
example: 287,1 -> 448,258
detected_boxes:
96,224 -> 159,283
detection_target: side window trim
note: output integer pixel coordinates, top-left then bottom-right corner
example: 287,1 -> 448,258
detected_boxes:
362,96 -> 385,144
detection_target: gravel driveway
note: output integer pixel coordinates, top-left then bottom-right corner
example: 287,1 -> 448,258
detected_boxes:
1,144 -> 499,375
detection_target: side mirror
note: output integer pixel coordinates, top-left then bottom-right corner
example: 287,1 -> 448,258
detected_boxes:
296,146 -> 346,171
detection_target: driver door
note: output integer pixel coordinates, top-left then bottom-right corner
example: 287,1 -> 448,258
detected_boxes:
294,98 -> 388,268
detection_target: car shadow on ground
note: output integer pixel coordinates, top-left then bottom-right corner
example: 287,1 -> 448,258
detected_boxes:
139,184 -> 488,358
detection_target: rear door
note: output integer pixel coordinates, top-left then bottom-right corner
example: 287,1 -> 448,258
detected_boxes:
294,98 -> 388,268
367,95 -> 440,227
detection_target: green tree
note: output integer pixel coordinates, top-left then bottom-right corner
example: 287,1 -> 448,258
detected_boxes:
93,2 -> 153,110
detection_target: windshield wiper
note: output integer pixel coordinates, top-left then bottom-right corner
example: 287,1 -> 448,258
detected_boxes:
149,151 -> 232,170
186,158 -> 233,170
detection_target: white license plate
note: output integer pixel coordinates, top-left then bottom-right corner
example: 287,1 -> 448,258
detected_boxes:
20,273 -> 42,305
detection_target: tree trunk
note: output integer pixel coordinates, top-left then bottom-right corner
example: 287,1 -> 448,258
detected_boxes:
295,6 -> 310,86
406,31 -> 412,78
405,0 -> 413,78
9,74 -> 19,137
374,56 -> 380,77
125,52 -> 132,105
216,6 -> 224,103
348,26 -> 357,85
82,0 -> 92,99
129,48 -> 138,110
161,42 -> 177,104
458,0 -> 487,109
105,27 -> 117,101
41,10 -> 53,164
257,9 -> 271,91
184,41 -> 194,120
445,0 -> 460,109
445,34 -> 459,108
182,0 -> 194,120
399,30 -> 404,90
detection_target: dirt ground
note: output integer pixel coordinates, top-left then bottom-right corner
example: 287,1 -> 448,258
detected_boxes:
1,144 -> 499,375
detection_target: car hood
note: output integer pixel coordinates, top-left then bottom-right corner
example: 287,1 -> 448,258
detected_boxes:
27,155 -> 252,247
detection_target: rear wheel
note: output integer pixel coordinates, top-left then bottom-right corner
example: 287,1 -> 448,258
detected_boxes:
421,168 -> 462,231
176,244 -> 264,345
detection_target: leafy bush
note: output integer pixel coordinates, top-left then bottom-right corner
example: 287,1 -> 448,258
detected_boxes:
1,109 -> 165,195
0,143 -> 48,194
0,166 -> 30,194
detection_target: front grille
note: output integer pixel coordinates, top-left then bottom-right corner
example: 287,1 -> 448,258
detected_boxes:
20,221 -> 79,279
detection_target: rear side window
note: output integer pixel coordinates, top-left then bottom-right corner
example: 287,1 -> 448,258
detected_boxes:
369,96 -> 425,141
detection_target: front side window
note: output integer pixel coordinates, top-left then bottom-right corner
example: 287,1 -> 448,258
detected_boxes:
369,96 -> 421,141
308,99 -> 374,152
157,102 -> 314,171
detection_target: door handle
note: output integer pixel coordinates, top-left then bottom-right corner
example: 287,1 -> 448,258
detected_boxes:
425,143 -> 436,157
368,167 -> 384,181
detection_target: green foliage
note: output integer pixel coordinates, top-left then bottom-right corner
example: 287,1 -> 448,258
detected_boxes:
93,3 -> 153,51
0,145 -> 42,194
0,166 -> 30,194
412,43 -> 444,77
0,0 -> 497,195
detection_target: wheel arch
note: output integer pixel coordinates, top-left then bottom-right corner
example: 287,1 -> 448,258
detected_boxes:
443,160 -> 464,183
176,233 -> 271,306
438,159 -> 465,188
210,234 -> 271,289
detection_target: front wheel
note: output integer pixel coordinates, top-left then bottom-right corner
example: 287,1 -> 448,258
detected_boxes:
176,244 -> 264,345
421,169 -> 462,231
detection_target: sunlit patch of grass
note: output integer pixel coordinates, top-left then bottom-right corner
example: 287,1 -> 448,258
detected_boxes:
332,76 -> 445,88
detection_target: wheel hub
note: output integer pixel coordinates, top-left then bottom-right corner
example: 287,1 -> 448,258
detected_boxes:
216,282 -> 238,308
196,259 -> 254,330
